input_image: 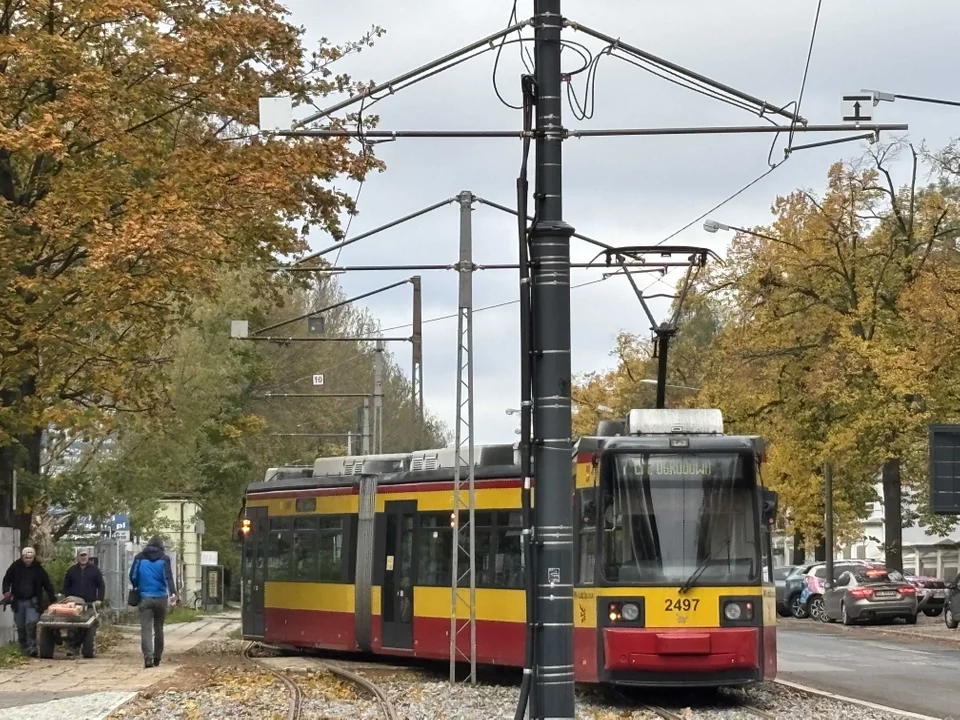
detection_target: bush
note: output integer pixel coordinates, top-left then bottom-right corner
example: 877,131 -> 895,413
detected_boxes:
42,544 -> 80,594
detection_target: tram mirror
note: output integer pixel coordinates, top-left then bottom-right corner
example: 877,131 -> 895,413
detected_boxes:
760,489 -> 779,525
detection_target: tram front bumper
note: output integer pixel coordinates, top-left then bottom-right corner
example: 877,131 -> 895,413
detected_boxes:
602,627 -> 760,673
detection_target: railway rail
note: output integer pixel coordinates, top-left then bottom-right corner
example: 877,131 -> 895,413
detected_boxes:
243,642 -> 399,720
639,699 -> 777,720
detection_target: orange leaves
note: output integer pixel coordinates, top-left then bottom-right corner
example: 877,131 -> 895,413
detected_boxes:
0,0 -> 386,507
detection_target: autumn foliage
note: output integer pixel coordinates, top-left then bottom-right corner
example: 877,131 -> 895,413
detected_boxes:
0,0 -> 385,528
573,142 -> 960,544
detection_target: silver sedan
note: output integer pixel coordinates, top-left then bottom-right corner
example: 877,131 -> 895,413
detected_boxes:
821,566 -> 918,625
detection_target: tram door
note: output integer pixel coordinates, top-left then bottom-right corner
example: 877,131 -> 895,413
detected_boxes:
242,507 -> 268,637
381,500 -> 417,649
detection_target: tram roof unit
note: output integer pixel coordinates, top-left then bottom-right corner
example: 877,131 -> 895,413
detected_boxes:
262,466 -> 314,483
249,442 -> 522,495
577,408 -> 765,457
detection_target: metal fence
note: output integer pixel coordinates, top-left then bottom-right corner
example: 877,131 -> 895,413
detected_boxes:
95,537 -> 137,611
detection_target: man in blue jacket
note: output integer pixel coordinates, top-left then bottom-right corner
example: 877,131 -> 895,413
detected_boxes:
129,536 -> 177,668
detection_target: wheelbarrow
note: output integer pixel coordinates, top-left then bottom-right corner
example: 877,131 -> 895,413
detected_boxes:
37,597 -> 100,659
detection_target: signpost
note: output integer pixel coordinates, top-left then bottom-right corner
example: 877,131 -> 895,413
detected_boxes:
312,374 -> 324,387
308,316 -> 325,335
842,94 -> 874,122
110,514 -> 130,541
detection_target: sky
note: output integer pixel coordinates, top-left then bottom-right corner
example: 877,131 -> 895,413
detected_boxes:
280,0 -> 960,446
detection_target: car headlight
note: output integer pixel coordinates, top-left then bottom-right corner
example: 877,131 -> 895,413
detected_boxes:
621,602 -> 639,621
724,602 -> 742,620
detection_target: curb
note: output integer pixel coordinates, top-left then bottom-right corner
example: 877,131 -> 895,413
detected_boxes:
774,679 -> 944,720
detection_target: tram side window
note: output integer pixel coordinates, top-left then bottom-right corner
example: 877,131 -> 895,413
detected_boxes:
578,489 -> 597,585
317,516 -> 344,583
418,513 -> 453,586
292,516 -> 318,581
492,510 -> 523,588
268,530 -> 292,581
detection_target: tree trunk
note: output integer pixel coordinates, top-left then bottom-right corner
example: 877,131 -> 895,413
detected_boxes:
791,530 -> 806,565
813,535 -> 826,562
882,457 -> 903,572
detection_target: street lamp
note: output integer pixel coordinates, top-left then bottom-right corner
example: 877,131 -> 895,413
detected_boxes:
640,378 -> 699,392
861,89 -> 960,109
703,219 -> 780,243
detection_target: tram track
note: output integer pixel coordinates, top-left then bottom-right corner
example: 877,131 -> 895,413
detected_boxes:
242,642 -> 303,720
242,643 -> 399,720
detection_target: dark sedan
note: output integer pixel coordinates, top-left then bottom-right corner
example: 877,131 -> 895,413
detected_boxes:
774,565 -> 800,617
821,566 -> 917,625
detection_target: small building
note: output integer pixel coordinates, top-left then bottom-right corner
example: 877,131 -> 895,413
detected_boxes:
151,495 -> 204,603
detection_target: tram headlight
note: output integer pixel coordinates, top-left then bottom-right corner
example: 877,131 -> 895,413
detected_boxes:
621,602 -> 640,621
724,602 -> 742,621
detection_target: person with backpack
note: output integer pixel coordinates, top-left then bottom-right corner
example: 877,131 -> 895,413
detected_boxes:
1,547 -> 56,656
129,536 -> 177,668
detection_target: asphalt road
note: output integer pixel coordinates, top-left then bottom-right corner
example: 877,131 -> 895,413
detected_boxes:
778,625 -> 960,719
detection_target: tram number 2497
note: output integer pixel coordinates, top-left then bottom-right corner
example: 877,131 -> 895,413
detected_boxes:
664,598 -> 700,612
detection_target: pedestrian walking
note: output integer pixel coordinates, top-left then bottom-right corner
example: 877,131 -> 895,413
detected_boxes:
1,547 -> 56,656
61,550 -> 105,657
129,536 -> 177,668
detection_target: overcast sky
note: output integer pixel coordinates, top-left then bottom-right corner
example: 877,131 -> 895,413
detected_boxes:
281,0 -> 960,446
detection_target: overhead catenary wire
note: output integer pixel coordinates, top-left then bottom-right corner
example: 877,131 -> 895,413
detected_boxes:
788,0 -> 825,150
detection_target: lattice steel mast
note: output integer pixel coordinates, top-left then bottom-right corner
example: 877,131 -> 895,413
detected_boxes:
450,190 -> 477,683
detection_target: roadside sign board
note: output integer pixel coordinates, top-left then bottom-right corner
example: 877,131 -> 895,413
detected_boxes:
841,94 -> 873,123
110,513 -> 131,541
201,550 -> 219,566
930,424 -> 960,514
312,374 -> 325,386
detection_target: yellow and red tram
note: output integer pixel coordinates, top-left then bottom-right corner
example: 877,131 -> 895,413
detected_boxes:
240,408 -> 778,687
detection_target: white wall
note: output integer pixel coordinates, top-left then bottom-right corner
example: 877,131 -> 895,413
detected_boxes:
0,527 -> 20,644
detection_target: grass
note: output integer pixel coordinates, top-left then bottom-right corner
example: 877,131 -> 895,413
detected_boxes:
165,607 -> 210,624
0,643 -> 27,669
228,627 -> 242,640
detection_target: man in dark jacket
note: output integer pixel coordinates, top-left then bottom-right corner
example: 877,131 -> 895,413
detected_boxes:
1,547 -> 56,656
61,550 -> 105,656
129,536 -> 177,668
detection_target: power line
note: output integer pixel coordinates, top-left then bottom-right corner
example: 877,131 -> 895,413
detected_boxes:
378,272 -> 676,334
789,0 -> 824,150
656,162 -> 784,246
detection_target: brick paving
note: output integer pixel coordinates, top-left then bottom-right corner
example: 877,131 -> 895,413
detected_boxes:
0,613 -> 239,717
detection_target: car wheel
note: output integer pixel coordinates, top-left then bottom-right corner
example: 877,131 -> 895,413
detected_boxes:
776,606 -> 791,618
922,607 -> 943,617
945,607 -> 959,629
903,613 -> 917,625
841,602 -> 853,626
790,595 -> 808,619
808,596 -> 824,621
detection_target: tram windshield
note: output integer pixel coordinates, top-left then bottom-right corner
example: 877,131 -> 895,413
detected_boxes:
600,452 -> 759,586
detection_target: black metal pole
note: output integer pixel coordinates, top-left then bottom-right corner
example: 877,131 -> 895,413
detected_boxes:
824,463 -> 834,584
516,73 -> 536,720
531,1 -> 575,717
654,325 -> 674,410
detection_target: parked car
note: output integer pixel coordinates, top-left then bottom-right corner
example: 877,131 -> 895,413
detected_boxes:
774,565 -> 800,617
903,574 -> 948,617
798,560 -> 879,621
820,566 -> 917,625
944,575 -> 960,629
785,563 -> 818,618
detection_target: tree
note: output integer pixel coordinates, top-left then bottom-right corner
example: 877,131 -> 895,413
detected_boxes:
67,266 -> 446,570
696,144 -> 960,557
0,1 -> 386,536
